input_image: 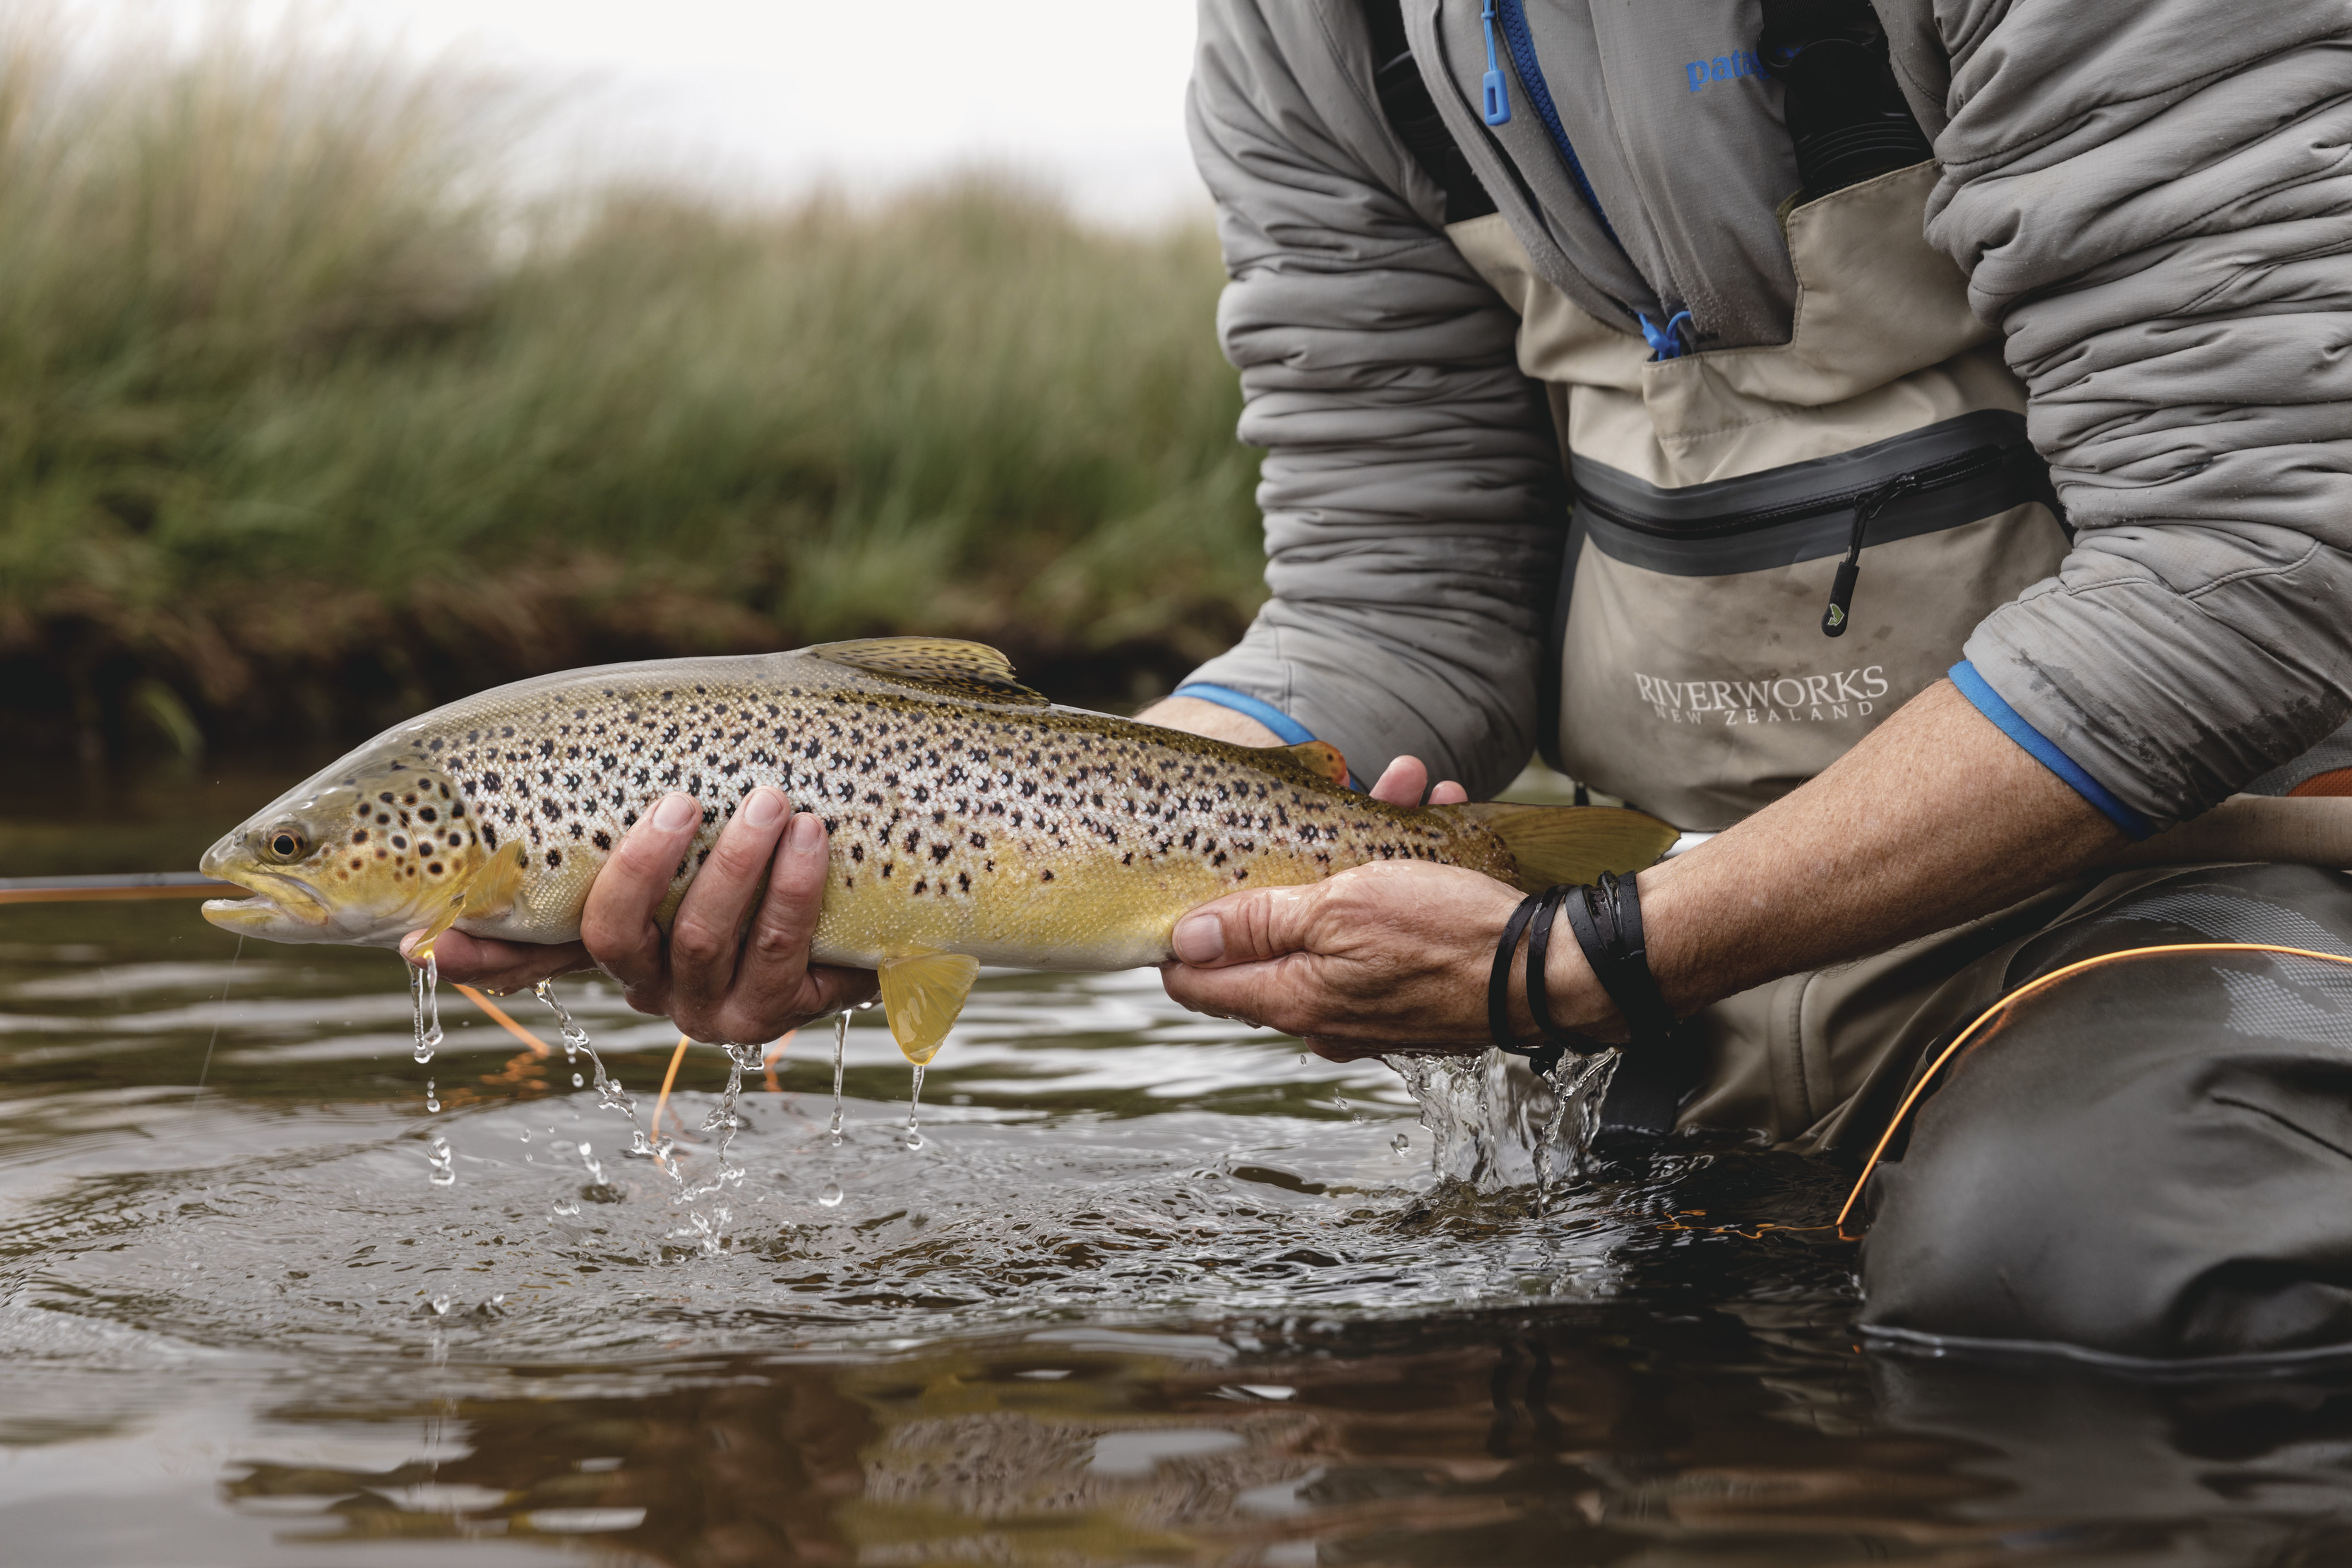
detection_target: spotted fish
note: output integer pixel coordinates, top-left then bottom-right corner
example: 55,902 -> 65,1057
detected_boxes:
201,639 -> 1676,1061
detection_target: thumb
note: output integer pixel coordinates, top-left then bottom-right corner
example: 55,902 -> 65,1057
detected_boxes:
1169,885 -> 1324,968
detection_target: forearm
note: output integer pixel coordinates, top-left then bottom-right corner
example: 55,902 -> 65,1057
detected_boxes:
1545,679 -> 2126,1036
1135,694 -> 1280,748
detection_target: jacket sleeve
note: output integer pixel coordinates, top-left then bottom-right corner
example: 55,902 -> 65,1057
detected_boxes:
1933,0 -> 2352,832
1174,0 -> 1563,798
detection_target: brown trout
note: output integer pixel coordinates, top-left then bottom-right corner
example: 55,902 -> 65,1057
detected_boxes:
201,639 -> 1675,1061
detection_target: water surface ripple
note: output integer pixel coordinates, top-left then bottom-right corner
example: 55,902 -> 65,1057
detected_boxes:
9,776 -> 2352,1565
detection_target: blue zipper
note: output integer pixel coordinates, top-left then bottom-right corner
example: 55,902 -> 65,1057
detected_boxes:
1479,0 -> 1511,124
1491,0 -> 1692,359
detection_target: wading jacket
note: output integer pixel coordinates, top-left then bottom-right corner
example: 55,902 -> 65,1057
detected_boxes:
1174,0 -> 2352,834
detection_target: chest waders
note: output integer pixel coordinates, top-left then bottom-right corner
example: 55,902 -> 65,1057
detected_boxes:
1361,0 -> 2352,1363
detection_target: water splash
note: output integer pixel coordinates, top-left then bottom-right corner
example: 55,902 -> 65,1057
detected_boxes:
828,1011 -> 849,1143
531,981 -> 673,1181
1383,1048 -> 1608,1197
818,1180 -> 844,1208
905,1063 -> 926,1151
410,950 -> 441,1064
425,1135 -> 455,1187
1534,1051 -> 1619,1206
674,1041 -> 765,1247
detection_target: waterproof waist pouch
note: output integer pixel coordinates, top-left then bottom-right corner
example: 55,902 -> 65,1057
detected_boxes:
1555,409 -> 2068,829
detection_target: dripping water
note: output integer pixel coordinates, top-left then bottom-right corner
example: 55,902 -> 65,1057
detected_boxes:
828,1010 -> 847,1142
531,980 -> 675,1183
905,1063 -> 926,1151
410,949 -> 441,1064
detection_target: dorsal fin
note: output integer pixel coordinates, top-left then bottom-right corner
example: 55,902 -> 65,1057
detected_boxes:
804,637 -> 1048,706
1271,739 -> 1351,787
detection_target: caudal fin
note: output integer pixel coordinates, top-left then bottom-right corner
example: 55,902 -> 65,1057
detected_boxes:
1438,802 -> 1679,893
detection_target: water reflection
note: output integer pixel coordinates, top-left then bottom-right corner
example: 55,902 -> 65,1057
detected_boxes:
174,1318 -> 2352,1566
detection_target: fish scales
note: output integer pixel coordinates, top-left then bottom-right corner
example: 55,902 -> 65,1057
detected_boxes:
201,640 -> 1677,1057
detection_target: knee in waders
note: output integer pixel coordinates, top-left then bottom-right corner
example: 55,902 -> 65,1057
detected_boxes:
1860,866 -> 2352,1363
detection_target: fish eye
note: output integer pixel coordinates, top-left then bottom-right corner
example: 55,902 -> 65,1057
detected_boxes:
263,826 -> 308,861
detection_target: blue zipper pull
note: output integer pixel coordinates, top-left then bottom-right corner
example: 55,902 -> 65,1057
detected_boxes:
1481,0 -> 1512,124
1637,309 -> 1693,361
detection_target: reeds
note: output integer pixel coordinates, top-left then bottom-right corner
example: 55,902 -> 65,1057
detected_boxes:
0,13 -> 1260,754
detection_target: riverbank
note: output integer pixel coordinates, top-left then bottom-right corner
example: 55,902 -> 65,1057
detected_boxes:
0,18 -> 1261,758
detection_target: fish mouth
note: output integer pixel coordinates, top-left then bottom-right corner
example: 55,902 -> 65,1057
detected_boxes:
198,868 -> 332,933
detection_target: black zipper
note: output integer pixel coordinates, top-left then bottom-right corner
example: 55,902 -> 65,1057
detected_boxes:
1575,442 -> 2022,544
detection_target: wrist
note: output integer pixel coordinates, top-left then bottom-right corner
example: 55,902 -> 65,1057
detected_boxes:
1536,907 -> 1626,1042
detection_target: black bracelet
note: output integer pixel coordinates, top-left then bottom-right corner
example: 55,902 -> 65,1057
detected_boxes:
1525,885 -> 1599,1054
1486,892 -> 1544,1053
1488,886 -> 1582,1078
1559,870 -> 1678,1051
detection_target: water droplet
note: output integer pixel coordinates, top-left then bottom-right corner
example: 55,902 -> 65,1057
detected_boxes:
430,1295 -> 452,1316
1391,1132 -> 1411,1155
491,1294 -> 505,1305
818,1181 -> 843,1207
905,1062 -> 926,1149
410,951 -> 442,1063
519,1130 -> 530,1143
828,1011 -> 849,1142
425,1135 -> 455,1187
551,1197 -> 581,1217
905,1130 -> 924,1151
424,1079 -> 440,1114
571,1072 -> 583,1088
1298,1052 -> 1310,1067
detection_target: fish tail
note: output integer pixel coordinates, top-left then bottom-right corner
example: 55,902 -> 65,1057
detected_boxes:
1435,802 -> 1679,894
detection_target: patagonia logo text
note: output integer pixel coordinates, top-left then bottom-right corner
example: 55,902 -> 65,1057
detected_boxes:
1685,50 -> 1765,92
1633,666 -> 1890,726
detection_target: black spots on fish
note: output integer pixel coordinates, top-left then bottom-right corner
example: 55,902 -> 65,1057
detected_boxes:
374,847 -> 388,861
1121,851 -> 1134,866
390,835 -> 409,851
903,827 -> 921,853
352,830 -> 369,844
929,842 -> 953,865
501,804 -> 519,825
348,857 -> 362,870
500,726 -> 514,738
823,817 -> 838,834
967,831 -> 988,849
1039,869 -> 1055,882
912,878 -> 929,895
479,772 -> 503,794
427,861 -> 445,877
880,863 -> 893,880
850,843 -> 865,863
418,808 -> 437,823
1212,851 -> 1229,867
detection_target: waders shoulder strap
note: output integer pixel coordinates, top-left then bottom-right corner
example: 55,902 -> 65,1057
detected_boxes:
1361,0 -> 1500,224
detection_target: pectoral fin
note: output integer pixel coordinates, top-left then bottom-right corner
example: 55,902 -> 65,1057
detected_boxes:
1272,740 -> 1350,788
876,950 -> 981,1066
414,841 -> 528,957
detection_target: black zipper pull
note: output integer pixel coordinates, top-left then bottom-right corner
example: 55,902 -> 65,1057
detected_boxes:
1823,472 -> 1916,637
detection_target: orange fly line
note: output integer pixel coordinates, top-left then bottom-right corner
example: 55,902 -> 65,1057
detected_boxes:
1837,941 -> 2352,1231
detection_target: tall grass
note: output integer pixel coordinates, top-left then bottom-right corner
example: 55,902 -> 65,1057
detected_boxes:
0,16 -> 1262,755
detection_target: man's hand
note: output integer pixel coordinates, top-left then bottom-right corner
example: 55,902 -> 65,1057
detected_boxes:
1160,747 -> 1483,1060
1167,678 -> 2128,1062
409,786 -> 876,1042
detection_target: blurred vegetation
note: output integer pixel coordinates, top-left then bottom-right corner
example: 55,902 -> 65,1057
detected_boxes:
0,14 -> 1263,758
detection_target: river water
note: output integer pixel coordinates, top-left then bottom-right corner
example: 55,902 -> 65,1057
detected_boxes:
8,760 -> 2352,1566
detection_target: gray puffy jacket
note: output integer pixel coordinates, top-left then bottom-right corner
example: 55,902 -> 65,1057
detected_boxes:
1176,0 -> 2352,832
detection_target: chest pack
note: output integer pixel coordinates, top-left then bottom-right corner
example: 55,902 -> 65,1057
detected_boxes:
1363,0 -> 2067,832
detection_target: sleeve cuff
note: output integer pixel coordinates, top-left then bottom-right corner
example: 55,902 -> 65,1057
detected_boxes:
1168,684 -> 1363,790
1949,661 -> 2154,842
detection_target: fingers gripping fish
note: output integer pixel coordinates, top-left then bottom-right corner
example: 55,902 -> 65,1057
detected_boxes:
200,639 -> 1676,1064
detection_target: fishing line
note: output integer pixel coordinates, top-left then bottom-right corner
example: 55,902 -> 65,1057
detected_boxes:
193,934 -> 243,1097
1835,941 -> 2352,1232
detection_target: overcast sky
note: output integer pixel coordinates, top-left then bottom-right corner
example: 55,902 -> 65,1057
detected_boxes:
277,1 -> 1209,224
